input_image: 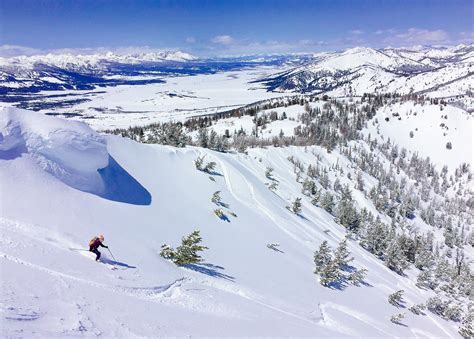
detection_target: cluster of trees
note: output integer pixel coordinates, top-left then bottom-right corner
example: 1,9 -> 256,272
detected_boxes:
278,130 -> 471,332
194,155 -> 216,173
314,239 -> 367,287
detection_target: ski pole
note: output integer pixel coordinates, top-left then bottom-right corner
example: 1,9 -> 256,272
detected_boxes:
107,248 -> 117,262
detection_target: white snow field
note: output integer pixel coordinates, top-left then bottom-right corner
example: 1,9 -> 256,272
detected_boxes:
362,101 -> 473,170
0,107 -> 464,337
33,68 -> 287,130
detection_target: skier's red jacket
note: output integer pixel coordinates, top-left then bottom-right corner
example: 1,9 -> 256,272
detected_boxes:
89,237 -> 107,251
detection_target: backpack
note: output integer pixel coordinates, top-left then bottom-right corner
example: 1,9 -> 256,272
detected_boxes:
89,237 -> 98,247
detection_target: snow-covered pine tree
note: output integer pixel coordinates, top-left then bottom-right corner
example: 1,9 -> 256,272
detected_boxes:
356,171 -> 365,191
160,244 -> 176,260
458,313 -> 474,338
194,155 -> 205,171
197,128 -> 209,148
292,197 -> 302,214
408,303 -> 426,315
334,239 -> 353,269
211,191 -> 222,205
336,185 -> 359,230
348,268 -> 367,286
390,312 -> 405,324
319,259 -> 341,287
311,193 -> 320,206
388,290 -> 404,307
360,217 -> 390,257
153,122 -> 189,147
302,178 -> 317,196
208,129 -> 217,150
385,239 -> 409,274
321,191 -> 335,214
204,161 -> 216,173
426,296 -> 448,317
314,241 -> 332,274
265,167 -> 274,180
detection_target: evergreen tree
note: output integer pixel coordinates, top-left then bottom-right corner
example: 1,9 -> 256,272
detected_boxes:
319,259 -> 340,287
336,185 -> 359,229
361,217 -> 389,257
390,312 -> 405,324
302,178 -> 317,196
160,244 -> 176,260
194,156 -> 205,171
408,304 -> 426,315
388,290 -> 404,307
334,239 -> 353,269
356,171 -> 365,191
208,129 -> 218,149
348,268 -> 368,286
459,313 -> 474,338
385,239 -> 409,274
265,167 -> 274,180
321,191 -> 335,214
311,189 -> 322,206
269,182 -> 278,191
314,241 -> 332,274
174,230 -> 208,266
211,191 -> 222,205
197,128 -> 209,148
292,197 -> 302,214
204,161 -> 216,173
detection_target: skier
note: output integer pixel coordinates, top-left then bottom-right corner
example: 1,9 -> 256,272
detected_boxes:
89,234 -> 108,261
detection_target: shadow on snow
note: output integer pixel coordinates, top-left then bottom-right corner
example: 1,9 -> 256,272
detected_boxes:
184,263 -> 235,281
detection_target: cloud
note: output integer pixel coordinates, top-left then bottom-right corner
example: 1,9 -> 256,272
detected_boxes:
0,45 -> 42,57
185,37 -> 196,44
458,31 -> 474,44
381,28 -> 450,46
211,35 -> 234,45
374,28 -> 397,35
396,28 -> 449,43
349,29 -> 364,35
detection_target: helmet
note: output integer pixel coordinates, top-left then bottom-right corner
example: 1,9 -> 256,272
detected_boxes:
99,234 -> 105,241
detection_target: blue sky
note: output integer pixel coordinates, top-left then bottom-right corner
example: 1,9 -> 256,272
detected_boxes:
0,0 -> 472,56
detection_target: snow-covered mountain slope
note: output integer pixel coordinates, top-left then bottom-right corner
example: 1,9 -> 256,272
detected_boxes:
362,101 -> 472,169
0,51 -> 197,71
1,107 -> 471,337
258,45 -> 474,110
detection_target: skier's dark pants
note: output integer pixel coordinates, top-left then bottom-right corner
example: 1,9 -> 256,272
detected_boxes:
90,247 -> 101,261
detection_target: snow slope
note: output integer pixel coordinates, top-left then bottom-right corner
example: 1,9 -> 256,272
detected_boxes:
362,101 -> 473,169
0,107 -> 463,337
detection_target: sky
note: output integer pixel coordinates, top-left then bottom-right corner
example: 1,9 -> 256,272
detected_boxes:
0,0 -> 472,57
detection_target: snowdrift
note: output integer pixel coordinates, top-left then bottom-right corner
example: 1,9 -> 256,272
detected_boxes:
0,108 -> 462,337
0,107 -> 151,205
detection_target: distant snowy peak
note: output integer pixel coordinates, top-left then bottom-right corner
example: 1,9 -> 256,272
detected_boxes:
1,50 -> 198,70
259,44 -> 474,106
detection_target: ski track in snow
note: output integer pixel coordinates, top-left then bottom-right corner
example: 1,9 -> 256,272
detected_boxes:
0,252 -> 188,302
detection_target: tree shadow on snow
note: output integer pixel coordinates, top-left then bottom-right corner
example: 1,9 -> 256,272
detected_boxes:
359,280 -> 373,287
217,214 -> 231,222
217,201 -> 230,208
297,213 -> 310,221
184,263 -> 235,281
